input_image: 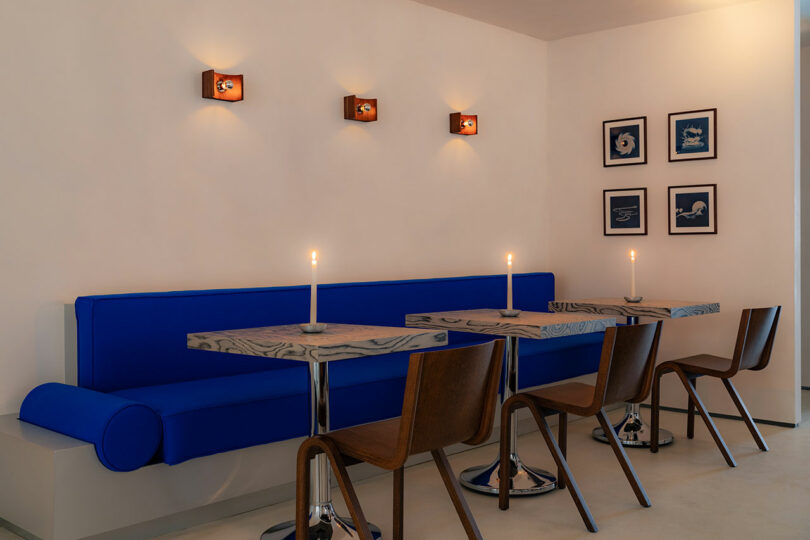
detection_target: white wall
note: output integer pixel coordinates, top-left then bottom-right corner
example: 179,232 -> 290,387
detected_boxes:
548,0 -> 800,423
0,0 -> 549,414
802,43 -> 810,389
0,0 -> 800,426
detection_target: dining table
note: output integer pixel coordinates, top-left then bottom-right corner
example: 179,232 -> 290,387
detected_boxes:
548,298 -> 720,448
405,308 -> 616,496
187,322 -> 448,540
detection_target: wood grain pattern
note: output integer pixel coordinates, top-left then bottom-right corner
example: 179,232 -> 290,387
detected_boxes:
188,323 -> 447,363
202,70 -> 243,102
450,113 -> 478,135
300,340 -> 505,538
650,306 -> 780,467
499,322 -> 662,532
549,298 -> 719,319
344,95 -> 378,122
405,309 -> 614,339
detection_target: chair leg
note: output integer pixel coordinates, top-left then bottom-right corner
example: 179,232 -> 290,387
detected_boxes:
393,467 -> 404,540
557,411 -> 568,490
687,380 -> 696,440
674,370 -> 737,467
596,409 -> 651,508
498,397 -> 516,511
432,448 -> 483,540
296,440 -> 315,540
723,378 -> 769,452
650,367 -> 664,454
528,406 -> 597,533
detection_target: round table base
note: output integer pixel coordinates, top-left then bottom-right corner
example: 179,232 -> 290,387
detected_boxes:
261,504 -> 382,540
459,454 -> 556,496
592,410 -> 674,448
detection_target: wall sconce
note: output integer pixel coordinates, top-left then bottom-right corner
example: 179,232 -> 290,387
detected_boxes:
344,95 -> 377,122
450,113 -> 477,135
202,70 -> 243,102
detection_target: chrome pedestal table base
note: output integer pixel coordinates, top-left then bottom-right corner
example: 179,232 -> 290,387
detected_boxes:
460,452 -> 556,496
591,315 -> 673,448
459,336 -> 557,496
261,503 -> 382,540
591,402 -> 673,448
263,361 -> 381,540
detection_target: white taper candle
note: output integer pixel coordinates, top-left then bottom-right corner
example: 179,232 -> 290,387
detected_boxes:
507,253 -> 513,310
630,249 -> 636,298
310,251 -> 318,324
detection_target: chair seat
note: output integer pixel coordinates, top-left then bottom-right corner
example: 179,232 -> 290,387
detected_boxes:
521,382 -> 596,416
325,417 -> 402,469
659,354 -> 733,377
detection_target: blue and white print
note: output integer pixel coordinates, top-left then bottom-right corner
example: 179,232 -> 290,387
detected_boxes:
674,116 -> 710,155
610,195 -> 641,229
674,192 -> 710,227
610,125 -> 641,160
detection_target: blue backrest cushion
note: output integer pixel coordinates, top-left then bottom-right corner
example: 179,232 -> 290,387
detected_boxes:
20,383 -> 162,472
76,273 -> 554,392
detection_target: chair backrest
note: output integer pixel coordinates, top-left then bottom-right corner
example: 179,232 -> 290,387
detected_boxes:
593,321 -> 662,407
731,306 -> 781,373
397,340 -> 505,456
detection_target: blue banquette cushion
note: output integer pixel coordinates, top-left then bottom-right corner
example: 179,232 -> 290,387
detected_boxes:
39,273 -> 603,467
74,273 -> 556,392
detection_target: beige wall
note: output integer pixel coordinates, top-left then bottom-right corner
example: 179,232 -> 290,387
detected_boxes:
548,0 -> 800,423
802,44 -> 810,389
0,0 -> 550,414
0,0 -> 800,425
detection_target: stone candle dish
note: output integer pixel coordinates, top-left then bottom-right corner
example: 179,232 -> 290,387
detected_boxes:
300,323 -> 328,334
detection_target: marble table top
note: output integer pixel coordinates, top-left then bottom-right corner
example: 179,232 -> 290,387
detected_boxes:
405,309 -> 615,340
548,298 -> 720,319
187,323 -> 448,363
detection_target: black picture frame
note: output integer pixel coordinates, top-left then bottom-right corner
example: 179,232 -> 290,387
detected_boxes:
603,187 -> 648,236
603,116 -> 647,167
668,108 -> 717,162
668,184 -> 718,235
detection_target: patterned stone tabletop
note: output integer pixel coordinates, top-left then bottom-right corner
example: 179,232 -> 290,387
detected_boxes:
548,298 -> 720,319
188,323 -> 448,363
405,309 -> 615,340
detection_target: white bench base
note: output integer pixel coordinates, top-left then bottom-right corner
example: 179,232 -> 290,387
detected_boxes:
0,374 -> 601,539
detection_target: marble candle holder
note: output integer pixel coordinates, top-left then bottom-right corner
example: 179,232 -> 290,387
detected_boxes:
300,323 -> 328,334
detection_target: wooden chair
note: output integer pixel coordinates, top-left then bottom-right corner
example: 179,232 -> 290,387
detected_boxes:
498,321 -> 663,533
650,306 -> 781,467
296,339 -> 505,540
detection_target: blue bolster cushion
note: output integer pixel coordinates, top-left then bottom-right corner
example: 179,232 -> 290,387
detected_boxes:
20,383 -> 162,472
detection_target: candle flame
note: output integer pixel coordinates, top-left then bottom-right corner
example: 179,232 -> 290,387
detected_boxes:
507,253 -> 513,264
311,251 -> 318,264
630,249 -> 636,262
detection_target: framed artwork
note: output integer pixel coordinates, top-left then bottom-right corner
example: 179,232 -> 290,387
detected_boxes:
668,108 -> 717,162
668,184 -> 717,235
603,116 -> 647,167
603,187 -> 647,236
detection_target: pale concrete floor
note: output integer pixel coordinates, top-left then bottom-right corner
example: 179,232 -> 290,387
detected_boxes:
5,395 -> 810,539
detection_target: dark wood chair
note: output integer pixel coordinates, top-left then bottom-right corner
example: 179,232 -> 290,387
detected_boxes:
498,321 -> 663,533
650,306 -> 781,467
296,339 -> 505,540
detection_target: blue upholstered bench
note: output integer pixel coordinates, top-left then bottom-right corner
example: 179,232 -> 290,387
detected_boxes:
20,273 -> 605,470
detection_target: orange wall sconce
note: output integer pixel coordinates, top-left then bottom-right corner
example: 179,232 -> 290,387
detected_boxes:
450,113 -> 478,135
344,95 -> 377,122
202,70 -> 243,102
